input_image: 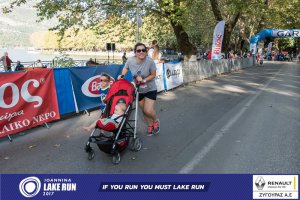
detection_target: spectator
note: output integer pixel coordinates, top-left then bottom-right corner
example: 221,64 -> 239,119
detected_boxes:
148,39 -> 163,63
289,52 -> 293,61
256,53 -> 261,64
207,51 -> 212,60
229,51 -> 234,59
196,51 -> 202,60
0,52 -> 13,72
86,58 -> 99,66
247,51 -> 251,57
148,40 -> 157,59
36,59 -> 43,67
122,52 -> 127,64
15,61 -> 24,71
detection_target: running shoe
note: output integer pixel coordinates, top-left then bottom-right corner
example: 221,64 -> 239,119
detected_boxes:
147,126 -> 154,136
153,119 -> 160,135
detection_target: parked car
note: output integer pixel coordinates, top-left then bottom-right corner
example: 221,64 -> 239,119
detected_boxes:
280,51 -> 290,61
160,48 -> 181,62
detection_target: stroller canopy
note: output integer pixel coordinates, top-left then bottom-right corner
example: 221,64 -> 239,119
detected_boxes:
104,79 -> 135,116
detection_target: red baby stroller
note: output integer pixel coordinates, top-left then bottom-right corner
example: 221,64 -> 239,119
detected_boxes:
85,79 -> 142,164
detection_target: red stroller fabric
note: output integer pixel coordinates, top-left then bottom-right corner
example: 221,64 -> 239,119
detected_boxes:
96,120 -> 118,131
104,79 -> 135,116
97,79 -> 135,131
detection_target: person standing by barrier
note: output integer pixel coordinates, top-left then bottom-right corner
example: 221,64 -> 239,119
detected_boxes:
256,53 -> 261,64
15,61 -> 24,71
207,51 -> 212,60
148,40 -> 157,59
118,42 -> 160,136
36,59 -> 43,67
122,52 -> 127,64
0,52 -> 12,72
148,40 -> 162,63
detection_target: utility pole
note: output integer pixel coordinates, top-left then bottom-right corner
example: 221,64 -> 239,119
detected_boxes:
136,1 -> 142,43
136,3 -> 139,43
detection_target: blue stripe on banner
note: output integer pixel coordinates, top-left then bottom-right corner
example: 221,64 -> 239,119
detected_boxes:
0,174 -> 272,200
162,63 -> 167,90
54,68 -> 76,115
166,61 -> 181,65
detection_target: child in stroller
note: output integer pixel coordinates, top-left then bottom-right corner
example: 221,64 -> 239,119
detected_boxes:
83,102 -> 126,132
84,79 -> 142,164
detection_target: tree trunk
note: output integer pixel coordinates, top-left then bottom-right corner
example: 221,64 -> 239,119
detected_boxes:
209,0 -> 241,52
257,0 -> 269,32
222,13 -> 241,52
222,26 -> 233,51
238,20 -> 247,50
170,21 -> 197,56
155,0 -> 196,56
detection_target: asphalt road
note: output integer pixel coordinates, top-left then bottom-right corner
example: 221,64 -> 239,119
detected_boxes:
1,61 -> 299,174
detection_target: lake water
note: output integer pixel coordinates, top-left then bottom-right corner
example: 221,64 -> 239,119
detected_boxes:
0,48 -> 123,64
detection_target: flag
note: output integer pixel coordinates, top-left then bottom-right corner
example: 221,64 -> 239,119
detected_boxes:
211,21 -> 225,60
267,42 -> 272,53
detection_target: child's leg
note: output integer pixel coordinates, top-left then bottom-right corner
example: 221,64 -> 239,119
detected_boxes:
83,120 -> 98,132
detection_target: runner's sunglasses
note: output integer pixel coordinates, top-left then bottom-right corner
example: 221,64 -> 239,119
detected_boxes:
136,49 -> 147,53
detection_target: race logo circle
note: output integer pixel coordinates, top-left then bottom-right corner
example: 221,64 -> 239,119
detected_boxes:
19,176 -> 41,198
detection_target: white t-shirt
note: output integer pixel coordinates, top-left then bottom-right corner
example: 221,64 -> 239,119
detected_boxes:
148,48 -> 154,58
148,48 -> 161,63
111,114 -> 123,123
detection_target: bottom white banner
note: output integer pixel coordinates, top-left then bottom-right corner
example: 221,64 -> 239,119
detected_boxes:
253,175 -> 298,199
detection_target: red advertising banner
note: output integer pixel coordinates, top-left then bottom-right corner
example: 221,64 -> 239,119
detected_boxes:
0,69 -> 60,137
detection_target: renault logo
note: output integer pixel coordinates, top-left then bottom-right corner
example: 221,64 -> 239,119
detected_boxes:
255,176 -> 266,190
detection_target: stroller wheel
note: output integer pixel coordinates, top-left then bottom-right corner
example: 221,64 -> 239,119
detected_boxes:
112,151 -> 121,165
85,144 -> 92,153
129,137 -> 135,151
88,149 -> 95,160
132,137 -> 142,152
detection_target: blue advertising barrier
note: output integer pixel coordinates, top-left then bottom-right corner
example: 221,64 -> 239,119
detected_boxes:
53,68 -> 76,115
0,174 -> 244,200
122,65 -> 134,82
53,65 -> 133,115
69,65 -> 124,112
53,63 -> 183,115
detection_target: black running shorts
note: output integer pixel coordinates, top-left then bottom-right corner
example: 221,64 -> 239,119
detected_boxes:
138,90 -> 157,101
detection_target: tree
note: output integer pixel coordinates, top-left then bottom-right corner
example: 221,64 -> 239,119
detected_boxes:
3,0 -> 197,55
4,0 -> 298,54
209,0 -> 242,52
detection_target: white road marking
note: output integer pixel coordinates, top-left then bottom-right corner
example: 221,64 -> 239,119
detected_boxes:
178,67 -> 282,173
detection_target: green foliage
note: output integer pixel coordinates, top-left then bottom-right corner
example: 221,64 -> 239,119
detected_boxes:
1,0 -> 299,53
277,38 -> 297,51
53,53 -> 75,68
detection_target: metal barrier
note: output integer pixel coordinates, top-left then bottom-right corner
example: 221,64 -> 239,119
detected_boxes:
0,58 -> 123,72
182,57 -> 255,83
